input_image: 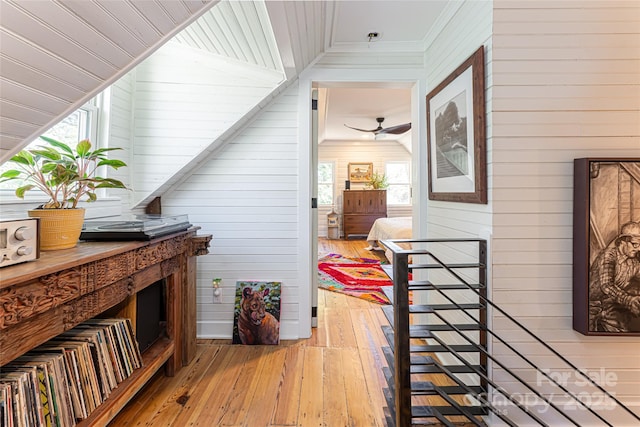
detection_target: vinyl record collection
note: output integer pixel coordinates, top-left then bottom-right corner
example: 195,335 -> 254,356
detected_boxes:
1,318 -> 142,427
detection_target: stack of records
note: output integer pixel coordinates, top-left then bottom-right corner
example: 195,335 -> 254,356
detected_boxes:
1,318 -> 142,426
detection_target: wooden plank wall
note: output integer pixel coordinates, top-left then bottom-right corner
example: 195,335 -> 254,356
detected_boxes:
490,1 -> 640,425
161,86 -> 301,340
129,42 -> 282,205
421,0 -> 493,385
107,71 -> 135,214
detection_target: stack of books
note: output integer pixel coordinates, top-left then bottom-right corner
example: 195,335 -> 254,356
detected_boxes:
1,318 -> 142,427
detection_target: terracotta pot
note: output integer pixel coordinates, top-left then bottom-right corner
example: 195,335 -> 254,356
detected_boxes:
28,208 -> 85,251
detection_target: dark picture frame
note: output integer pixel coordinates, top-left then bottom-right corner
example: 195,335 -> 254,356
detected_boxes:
573,158 -> 640,336
426,46 -> 486,204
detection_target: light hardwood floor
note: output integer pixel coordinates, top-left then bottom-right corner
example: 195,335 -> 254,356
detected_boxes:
109,238 -> 393,427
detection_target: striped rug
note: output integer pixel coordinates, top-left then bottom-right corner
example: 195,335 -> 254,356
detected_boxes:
318,253 -> 391,305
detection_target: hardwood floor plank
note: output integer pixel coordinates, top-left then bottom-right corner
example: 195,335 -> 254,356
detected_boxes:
145,345 -> 224,426
313,307 -> 330,348
325,307 -> 357,348
350,308 -> 390,424
322,347 -> 349,426
108,373 -> 167,426
342,347 -> 381,427
270,347 -> 304,426
186,347 -> 253,426
175,345 -> 249,426
297,347 -> 324,427
242,346 -> 288,427
110,345 -> 214,425
216,346 -> 266,426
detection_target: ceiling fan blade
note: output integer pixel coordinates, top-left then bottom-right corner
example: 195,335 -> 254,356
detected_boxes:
377,122 -> 412,135
344,124 -> 380,133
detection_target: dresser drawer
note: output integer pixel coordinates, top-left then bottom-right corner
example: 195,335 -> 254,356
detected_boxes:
344,214 -> 382,238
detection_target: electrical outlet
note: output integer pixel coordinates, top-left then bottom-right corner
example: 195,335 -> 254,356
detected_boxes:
213,287 -> 222,303
212,278 -> 222,303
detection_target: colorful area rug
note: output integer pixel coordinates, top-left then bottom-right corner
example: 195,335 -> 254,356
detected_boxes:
318,253 -> 392,304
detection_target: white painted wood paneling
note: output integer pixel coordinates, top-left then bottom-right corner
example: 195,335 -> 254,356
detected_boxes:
0,198 -> 123,221
491,0 -> 640,423
424,0 -> 493,238
0,0 -> 216,162
130,42 -> 283,205
317,140 -> 412,237
161,86 -> 301,339
419,0 -> 494,397
265,1 -> 327,78
173,1 -> 282,72
316,52 -> 424,69
105,72 -> 136,213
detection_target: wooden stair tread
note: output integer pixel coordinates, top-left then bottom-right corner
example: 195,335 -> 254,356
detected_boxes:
409,282 -> 484,290
409,303 -> 484,312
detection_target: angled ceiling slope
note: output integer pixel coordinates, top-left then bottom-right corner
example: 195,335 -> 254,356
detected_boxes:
135,0 -> 331,208
0,0 -> 218,162
173,0 -> 283,73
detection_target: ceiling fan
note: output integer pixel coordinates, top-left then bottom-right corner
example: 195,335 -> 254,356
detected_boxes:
344,117 -> 411,136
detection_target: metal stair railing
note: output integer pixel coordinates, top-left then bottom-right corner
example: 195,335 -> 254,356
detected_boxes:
380,238 -> 640,427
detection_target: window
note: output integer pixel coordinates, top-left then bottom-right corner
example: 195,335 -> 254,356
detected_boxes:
45,104 -> 97,147
1,98 -> 100,191
386,161 -> 411,205
318,162 -> 335,206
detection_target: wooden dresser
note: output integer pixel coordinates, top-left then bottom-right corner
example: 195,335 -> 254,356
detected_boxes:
342,189 -> 387,239
0,229 -> 211,426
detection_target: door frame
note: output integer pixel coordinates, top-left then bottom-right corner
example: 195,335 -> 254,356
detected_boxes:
297,69 -> 428,339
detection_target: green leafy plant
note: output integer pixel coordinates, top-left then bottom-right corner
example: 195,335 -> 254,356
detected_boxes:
367,171 -> 389,189
0,136 -> 129,209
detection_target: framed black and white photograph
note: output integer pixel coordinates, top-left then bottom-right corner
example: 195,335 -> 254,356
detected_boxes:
426,46 -> 486,204
573,158 -> 640,336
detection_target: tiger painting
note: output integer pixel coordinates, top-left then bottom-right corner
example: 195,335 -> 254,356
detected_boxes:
237,287 -> 280,345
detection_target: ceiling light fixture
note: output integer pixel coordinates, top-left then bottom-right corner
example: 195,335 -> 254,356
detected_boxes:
367,32 -> 379,42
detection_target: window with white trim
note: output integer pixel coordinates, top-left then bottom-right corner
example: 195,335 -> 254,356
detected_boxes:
386,161 -> 411,205
0,98 -> 100,191
318,161 -> 335,206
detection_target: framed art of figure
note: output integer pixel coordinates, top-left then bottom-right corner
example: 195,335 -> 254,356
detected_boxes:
348,162 -> 373,183
573,158 -> 640,336
426,46 -> 487,204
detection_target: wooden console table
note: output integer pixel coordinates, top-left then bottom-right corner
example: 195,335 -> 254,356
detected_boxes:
0,229 -> 211,425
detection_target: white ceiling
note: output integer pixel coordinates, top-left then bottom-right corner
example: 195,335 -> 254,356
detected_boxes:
318,86 -> 412,144
0,0 -> 451,160
320,0 -> 448,147
329,0 -> 448,52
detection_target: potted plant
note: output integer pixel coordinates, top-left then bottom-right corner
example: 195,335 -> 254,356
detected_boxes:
367,171 -> 388,190
0,136 -> 129,250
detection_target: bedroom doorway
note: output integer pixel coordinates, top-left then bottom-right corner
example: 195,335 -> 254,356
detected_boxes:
312,81 -> 417,321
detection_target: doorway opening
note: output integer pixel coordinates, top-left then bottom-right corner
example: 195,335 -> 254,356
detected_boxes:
311,82 -> 417,326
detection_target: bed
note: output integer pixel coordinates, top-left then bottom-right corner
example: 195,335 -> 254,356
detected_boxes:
366,216 -> 412,261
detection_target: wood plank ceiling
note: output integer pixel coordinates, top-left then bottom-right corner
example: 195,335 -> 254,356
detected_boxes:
0,0 -> 330,163
173,1 -> 283,72
0,0 -> 217,162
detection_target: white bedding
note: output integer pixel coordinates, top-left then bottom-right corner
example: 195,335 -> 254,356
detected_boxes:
366,216 -> 412,254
